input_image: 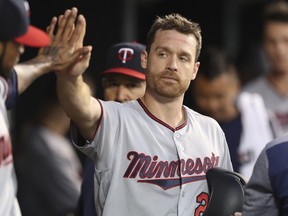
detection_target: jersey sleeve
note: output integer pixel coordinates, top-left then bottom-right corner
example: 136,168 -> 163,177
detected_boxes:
5,69 -> 18,110
242,145 -> 279,216
266,141 -> 288,214
70,100 -> 119,160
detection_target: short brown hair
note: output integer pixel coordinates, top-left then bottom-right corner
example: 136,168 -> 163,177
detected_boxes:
146,13 -> 202,61
262,1 -> 288,32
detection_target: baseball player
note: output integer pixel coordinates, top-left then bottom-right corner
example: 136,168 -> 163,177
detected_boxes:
76,41 -> 146,216
56,13 -> 233,216
0,0 -> 50,215
0,3 -> 90,215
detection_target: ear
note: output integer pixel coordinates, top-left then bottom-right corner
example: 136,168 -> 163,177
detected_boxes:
191,61 -> 200,80
141,50 -> 148,69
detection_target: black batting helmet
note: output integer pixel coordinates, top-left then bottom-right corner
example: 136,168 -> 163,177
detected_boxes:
203,167 -> 247,216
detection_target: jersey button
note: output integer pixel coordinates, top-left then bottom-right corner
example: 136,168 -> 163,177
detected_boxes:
175,132 -> 180,138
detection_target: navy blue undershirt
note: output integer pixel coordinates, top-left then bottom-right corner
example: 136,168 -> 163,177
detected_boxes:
219,114 -> 242,172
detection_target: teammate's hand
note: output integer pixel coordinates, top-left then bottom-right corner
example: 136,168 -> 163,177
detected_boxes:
37,7 -> 92,76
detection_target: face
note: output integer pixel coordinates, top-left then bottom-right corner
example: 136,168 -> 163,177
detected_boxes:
141,29 -> 200,99
0,41 -> 24,78
263,22 -> 288,74
193,73 -> 240,122
102,73 -> 146,102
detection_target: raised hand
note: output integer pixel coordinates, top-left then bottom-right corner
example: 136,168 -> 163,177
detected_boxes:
38,7 -> 92,76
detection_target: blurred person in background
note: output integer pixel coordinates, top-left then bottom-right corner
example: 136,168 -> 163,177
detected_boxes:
243,1 -> 288,138
191,46 -> 273,179
14,73 -> 83,216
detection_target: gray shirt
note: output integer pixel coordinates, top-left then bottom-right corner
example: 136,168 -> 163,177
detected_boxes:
243,77 -> 288,137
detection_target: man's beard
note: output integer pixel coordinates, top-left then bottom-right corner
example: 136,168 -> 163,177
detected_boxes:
146,72 -> 190,98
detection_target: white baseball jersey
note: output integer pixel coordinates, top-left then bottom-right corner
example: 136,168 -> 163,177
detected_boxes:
72,99 -> 233,216
0,77 -> 21,216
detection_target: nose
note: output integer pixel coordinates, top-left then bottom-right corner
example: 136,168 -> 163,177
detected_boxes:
166,55 -> 177,72
115,85 -> 130,103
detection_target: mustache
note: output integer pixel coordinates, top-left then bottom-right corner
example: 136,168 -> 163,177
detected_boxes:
159,70 -> 180,81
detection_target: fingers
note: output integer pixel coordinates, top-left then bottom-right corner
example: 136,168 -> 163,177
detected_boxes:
69,14 -> 86,49
53,8 -> 75,43
61,7 -> 77,40
47,16 -> 57,37
53,46 -> 92,72
38,16 -> 57,56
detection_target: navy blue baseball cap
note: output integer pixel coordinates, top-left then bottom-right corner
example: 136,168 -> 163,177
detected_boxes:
101,42 -> 146,80
0,0 -> 50,47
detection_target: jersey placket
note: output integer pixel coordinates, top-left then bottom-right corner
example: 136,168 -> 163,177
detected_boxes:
173,129 -> 188,214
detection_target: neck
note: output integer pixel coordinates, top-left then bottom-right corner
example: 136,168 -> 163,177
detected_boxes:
141,91 -> 185,129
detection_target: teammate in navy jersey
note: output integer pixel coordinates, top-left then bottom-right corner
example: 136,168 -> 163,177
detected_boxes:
242,135 -> 288,215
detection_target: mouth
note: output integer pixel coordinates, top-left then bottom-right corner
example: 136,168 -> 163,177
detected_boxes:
162,76 -> 177,81
161,72 -> 179,81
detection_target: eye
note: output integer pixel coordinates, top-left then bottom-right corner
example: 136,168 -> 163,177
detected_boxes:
126,82 -> 141,89
103,80 -> 119,88
109,82 -> 119,87
159,52 -> 168,58
179,56 -> 189,62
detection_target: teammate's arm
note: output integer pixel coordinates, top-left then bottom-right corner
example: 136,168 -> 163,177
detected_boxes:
55,8 -> 99,141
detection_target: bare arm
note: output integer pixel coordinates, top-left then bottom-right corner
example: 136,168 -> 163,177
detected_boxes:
55,9 -> 101,141
13,55 -> 54,94
13,17 -> 58,94
57,75 -> 101,141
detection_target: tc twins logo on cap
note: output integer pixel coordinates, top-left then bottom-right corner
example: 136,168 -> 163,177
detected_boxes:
101,42 -> 146,80
118,48 -> 134,64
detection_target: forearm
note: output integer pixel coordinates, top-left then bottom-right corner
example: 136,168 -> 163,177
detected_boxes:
56,74 -> 100,140
14,55 -> 53,94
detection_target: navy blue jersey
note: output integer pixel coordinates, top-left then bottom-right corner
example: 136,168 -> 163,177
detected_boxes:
75,158 -> 97,216
5,69 -> 18,109
242,135 -> 288,215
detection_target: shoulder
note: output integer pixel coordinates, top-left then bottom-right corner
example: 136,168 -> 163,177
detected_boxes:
265,135 -> 288,159
99,99 -> 143,120
185,106 -> 223,131
185,106 -> 218,123
99,99 -> 139,111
